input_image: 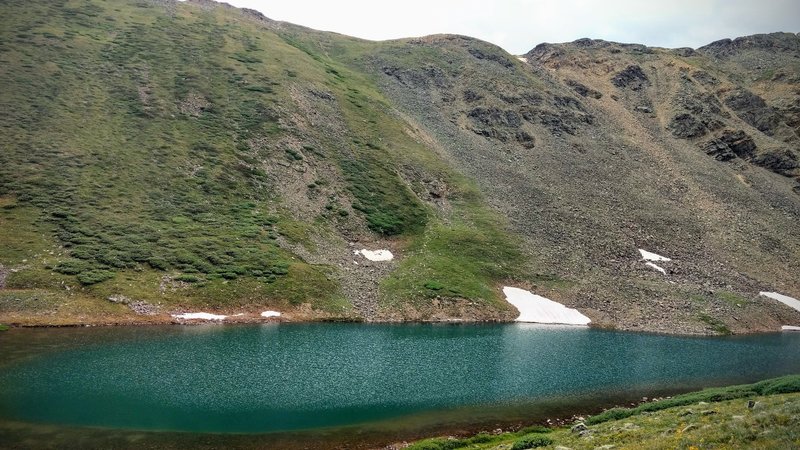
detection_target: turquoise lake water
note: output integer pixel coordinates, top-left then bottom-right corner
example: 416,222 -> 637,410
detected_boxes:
1,323 -> 799,437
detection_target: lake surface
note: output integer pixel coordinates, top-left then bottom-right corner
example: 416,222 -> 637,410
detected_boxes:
1,323 -> 799,442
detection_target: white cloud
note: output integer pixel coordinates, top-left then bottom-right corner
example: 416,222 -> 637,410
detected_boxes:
222,0 -> 800,54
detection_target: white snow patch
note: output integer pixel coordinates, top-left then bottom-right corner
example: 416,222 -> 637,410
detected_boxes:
782,325 -> 800,332
517,56 -> 528,63
354,249 -> 394,262
260,310 -> 281,318
639,249 -> 671,262
760,292 -> 800,313
172,312 -> 227,320
645,261 -> 667,275
503,287 -> 591,325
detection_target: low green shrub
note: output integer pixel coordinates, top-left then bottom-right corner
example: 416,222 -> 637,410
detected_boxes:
698,313 -> 731,335
148,257 -> 169,270
174,274 -> 200,283
244,85 -> 272,93
424,281 -> 444,291
516,425 -> 552,435
52,260 -> 86,275
77,269 -> 115,285
587,407 -> 632,423
511,434 -> 553,449
463,432 -> 494,444
754,375 -> 800,395
285,148 -> 303,160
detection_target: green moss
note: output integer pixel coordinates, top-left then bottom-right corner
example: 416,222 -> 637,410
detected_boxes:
698,312 -> 732,335
382,197 -> 524,308
715,290 -> 749,306
528,273 -> 575,290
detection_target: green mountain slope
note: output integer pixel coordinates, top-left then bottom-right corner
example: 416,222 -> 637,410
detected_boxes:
0,0 -> 522,324
1,0 -> 798,333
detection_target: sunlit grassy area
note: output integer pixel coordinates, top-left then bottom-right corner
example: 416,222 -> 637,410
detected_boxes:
408,375 -> 800,449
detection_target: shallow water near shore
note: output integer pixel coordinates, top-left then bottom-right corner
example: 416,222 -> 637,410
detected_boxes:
1,323 -> 799,447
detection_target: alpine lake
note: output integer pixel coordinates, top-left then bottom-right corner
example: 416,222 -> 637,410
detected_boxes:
1,323 -> 799,448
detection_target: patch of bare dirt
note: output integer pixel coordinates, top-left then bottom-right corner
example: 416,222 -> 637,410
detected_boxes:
178,92 -> 210,116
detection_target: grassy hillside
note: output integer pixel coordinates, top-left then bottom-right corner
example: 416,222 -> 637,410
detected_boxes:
0,0 -> 523,325
407,374 -> 800,450
1,0 -> 799,332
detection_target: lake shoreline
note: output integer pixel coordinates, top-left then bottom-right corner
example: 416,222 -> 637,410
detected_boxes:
3,287 -> 797,335
0,313 -> 790,336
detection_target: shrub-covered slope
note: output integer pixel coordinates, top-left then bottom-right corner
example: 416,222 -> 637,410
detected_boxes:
0,0 -> 522,325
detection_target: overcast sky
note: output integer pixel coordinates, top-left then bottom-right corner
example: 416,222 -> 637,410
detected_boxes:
221,0 -> 800,54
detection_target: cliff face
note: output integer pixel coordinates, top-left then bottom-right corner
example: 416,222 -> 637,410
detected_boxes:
0,0 -> 798,333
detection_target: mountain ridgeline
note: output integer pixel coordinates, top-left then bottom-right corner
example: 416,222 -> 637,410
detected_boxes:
1,0 -> 799,334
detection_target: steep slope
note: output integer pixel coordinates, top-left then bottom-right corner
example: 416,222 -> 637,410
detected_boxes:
517,36 -> 800,332
0,0 -> 522,325
279,29 -> 800,333
1,0 -> 798,334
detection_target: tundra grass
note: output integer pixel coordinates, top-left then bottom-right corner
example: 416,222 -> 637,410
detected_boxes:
0,0 -> 350,313
0,0 -> 528,321
407,374 -> 800,450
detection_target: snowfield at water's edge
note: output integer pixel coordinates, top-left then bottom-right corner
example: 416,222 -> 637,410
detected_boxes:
759,292 -> 800,313
759,292 -> 800,331
171,312 -> 227,320
503,287 -> 591,325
